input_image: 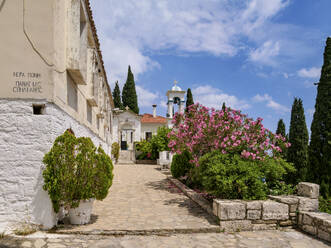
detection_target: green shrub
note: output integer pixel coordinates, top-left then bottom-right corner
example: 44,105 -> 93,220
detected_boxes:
197,151 -> 295,200
198,151 -> 267,200
42,131 -> 114,212
93,147 -> 114,200
260,157 -> 296,193
135,127 -> 171,160
170,150 -> 193,179
111,142 -> 120,162
319,196 -> 331,214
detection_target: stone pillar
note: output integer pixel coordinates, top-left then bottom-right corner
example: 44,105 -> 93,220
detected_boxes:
168,100 -> 174,118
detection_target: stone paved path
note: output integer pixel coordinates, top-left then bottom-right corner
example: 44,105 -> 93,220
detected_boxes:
56,164 -> 219,233
1,164 -> 330,247
1,230 -> 330,247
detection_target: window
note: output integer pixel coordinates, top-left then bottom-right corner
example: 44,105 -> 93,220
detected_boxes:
67,73 -> 78,111
33,104 -> 45,115
86,101 -> 92,123
146,132 -> 152,141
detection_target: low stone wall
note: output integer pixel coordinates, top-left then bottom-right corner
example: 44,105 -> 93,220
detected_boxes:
168,172 -> 331,242
213,199 -> 291,231
298,211 -> 331,242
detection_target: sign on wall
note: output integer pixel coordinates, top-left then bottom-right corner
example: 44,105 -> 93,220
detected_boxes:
12,72 -> 43,93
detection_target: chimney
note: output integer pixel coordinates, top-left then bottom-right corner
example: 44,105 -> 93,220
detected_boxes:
152,104 -> 157,118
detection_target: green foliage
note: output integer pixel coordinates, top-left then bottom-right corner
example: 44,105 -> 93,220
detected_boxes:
287,98 -> 309,184
112,81 -> 123,109
260,157 -> 296,190
276,119 -> 288,159
111,142 -> 120,162
170,150 -> 193,179
135,127 -> 171,160
197,151 -> 295,200
276,119 -> 286,138
309,37 -> 331,198
93,147 -> 114,200
122,65 -> 139,114
42,131 -> 114,212
185,88 -> 194,113
319,196 -> 331,214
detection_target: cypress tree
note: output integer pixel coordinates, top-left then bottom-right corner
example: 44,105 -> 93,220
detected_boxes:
276,118 -> 288,158
287,98 -> 309,184
122,66 -> 139,114
309,37 -> 331,198
276,119 -> 286,138
185,88 -> 194,112
112,81 -> 123,109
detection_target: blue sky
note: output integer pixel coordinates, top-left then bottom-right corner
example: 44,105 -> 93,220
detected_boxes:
90,0 -> 331,134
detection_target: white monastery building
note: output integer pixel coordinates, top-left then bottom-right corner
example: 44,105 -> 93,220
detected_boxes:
0,0 -> 187,232
0,0 -> 114,231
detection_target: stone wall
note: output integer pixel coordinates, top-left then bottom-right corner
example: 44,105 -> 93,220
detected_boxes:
0,99 -> 109,232
213,199 -> 291,232
298,211 -> 331,242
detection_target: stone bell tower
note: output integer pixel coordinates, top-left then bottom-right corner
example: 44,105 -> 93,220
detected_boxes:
166,81 -> 186,126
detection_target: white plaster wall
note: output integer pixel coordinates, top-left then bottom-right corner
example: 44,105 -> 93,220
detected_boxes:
141,123 -> 166,140
0,99 -> 109,232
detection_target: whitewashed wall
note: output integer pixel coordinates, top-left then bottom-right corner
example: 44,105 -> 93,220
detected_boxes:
0,99 -> 109,232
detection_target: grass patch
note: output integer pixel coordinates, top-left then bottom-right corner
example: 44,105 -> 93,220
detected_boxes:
13,224 -> 37,236
0,232 -> 6,239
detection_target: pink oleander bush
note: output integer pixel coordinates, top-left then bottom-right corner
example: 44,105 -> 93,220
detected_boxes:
168,103 -> 290,167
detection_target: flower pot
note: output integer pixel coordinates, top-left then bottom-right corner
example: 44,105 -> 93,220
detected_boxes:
57,206 -> 68,223
68,199 -> 94,225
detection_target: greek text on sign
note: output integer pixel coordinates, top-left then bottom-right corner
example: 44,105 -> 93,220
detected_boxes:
12,72 -> 43,93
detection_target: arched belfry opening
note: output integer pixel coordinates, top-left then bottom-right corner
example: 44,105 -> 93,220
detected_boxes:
166,80 -> 186,120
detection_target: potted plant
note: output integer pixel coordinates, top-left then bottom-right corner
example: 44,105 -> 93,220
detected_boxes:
42,131 -> 114,225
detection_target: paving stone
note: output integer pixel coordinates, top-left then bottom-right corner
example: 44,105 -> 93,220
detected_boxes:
220,220 -> 252,232
34,239 -> 46,248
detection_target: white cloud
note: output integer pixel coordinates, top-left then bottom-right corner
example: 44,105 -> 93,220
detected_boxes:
136,85 -> 160,108
90,0 -> 289,83
252,94 -> 289,113
252,94 -> 272,102
100,39 -> 160,86
249,40 -> 280,66
192,85 -> 250,110
297,67 -> 320,79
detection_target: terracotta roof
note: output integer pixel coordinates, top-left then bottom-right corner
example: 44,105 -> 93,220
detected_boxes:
141,114 -> 167,124
84,0 -> 114,108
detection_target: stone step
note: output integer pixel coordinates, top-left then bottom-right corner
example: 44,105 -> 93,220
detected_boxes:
117,160 -> 135,165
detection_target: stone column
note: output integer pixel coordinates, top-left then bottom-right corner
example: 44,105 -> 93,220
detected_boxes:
168,100 -> 174,118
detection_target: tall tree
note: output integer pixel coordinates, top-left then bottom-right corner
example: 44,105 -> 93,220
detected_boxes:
276,118 -> 288,158
122,66 -> 139,114
185,88 -> 194,112
276,119 -> 286,138
112,81 -> 123,109
309,37 -> 331,198
287,98 -> 309,184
